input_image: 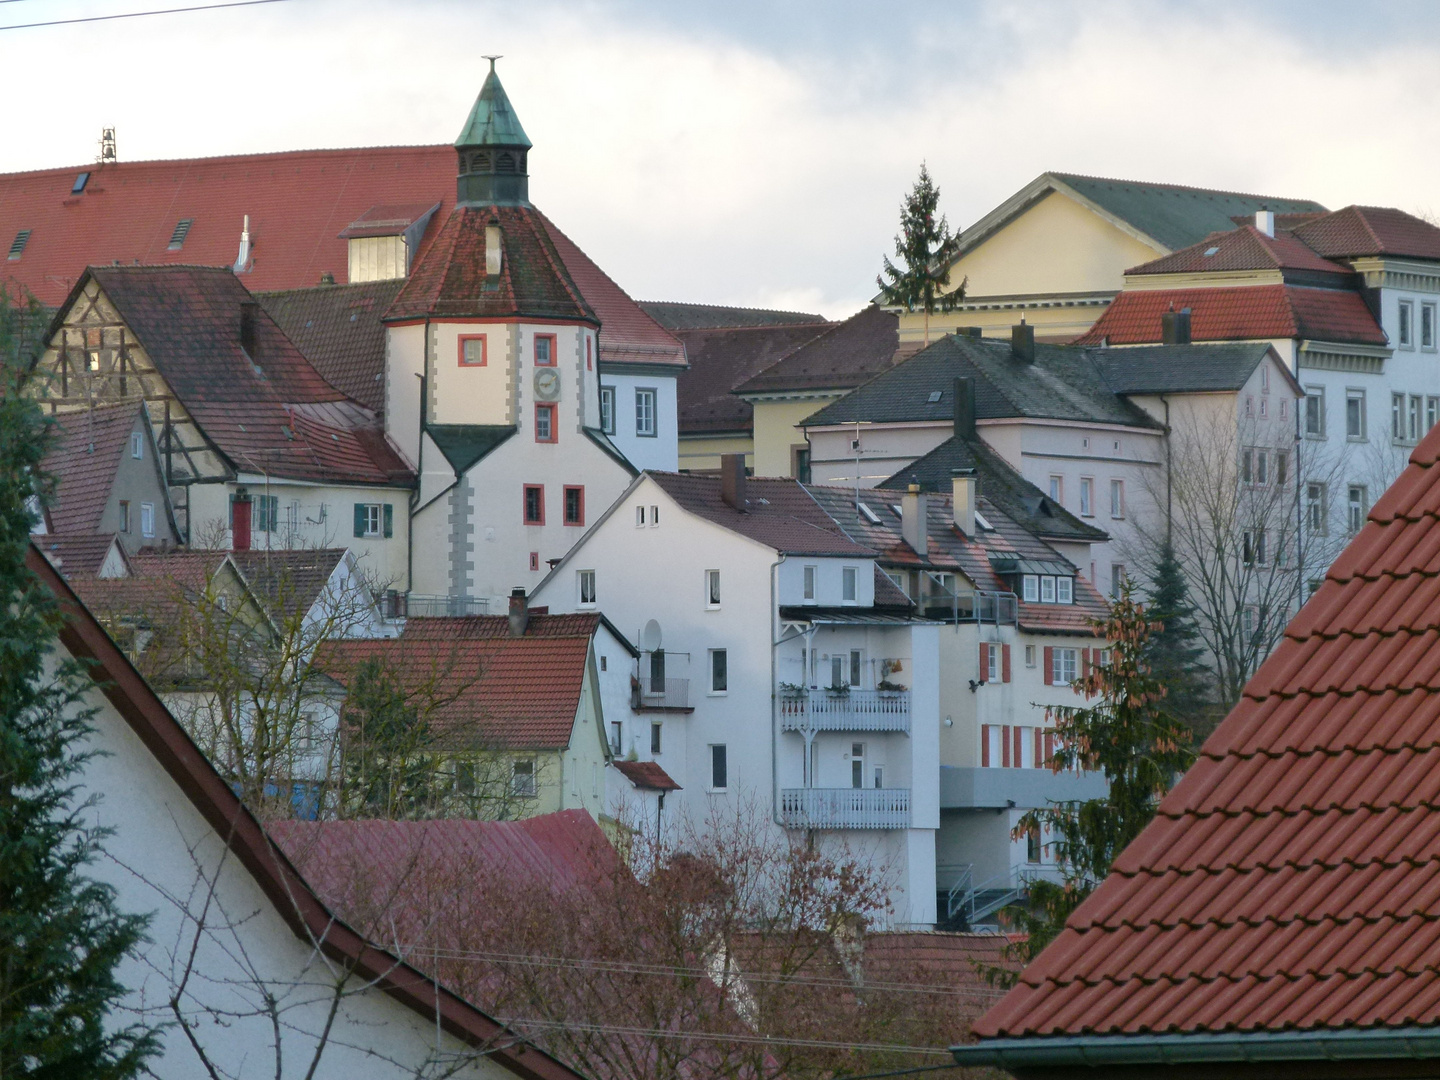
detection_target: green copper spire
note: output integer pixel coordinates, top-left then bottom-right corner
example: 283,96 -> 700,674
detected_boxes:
455,59 -> 532,206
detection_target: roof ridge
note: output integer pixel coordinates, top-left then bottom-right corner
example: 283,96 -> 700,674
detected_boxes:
2,144 -> 452,178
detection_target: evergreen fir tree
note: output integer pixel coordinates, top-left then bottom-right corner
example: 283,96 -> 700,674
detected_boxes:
876,164 -> 966,345
1144,542 -> 1213,738
982,583 -> 1194,985
1,286 -> 158,1077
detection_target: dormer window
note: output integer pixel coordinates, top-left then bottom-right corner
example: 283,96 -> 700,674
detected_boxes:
1022,573 -> 1073,605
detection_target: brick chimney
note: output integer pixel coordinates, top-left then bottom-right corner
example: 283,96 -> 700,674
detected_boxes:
720,453 -> 747,510
1011,322 -> 1035,363
507,587 -> 529,637
952,469 -> 977,537
953,377 -> 976,440
1161,308 -> 1192,345
901,484 -> 928,558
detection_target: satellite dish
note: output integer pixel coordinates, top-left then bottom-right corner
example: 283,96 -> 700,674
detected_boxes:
640,619 -> 662,652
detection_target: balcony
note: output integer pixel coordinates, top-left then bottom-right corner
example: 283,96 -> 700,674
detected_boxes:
779,787 -> 911,830
918,589 -> 1017,625
778,689 -> 910,733
403,594 -> 490,617
633,650 -> 692,712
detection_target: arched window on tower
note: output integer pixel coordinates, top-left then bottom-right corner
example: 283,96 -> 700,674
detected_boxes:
497,152 -> 516,174
472,151 -> 492,173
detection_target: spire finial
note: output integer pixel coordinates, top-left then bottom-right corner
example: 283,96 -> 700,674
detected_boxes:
483,54 -> 502,73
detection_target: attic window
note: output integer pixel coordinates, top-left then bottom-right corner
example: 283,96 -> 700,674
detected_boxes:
71,172 -> 90,194
168,219 -> 194,251
858,502 -> 881,524
927,390 -> 942,403
974,510 -> 993,531
8,229 -> 31,260
1203,246 -> 1220,256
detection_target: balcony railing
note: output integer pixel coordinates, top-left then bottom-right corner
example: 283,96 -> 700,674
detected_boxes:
634,677 -> 691,710
779,787 -> 911,829
778,689 -> 910,733
919,590 -> 1017,625
404,594 -> 490,617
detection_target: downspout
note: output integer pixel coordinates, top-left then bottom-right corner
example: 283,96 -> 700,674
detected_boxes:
771,554 -> 786,827
409,320 -> 430,599
1161,394 -> 1173,545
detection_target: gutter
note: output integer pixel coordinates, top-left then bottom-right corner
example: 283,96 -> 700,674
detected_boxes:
950,1028 -> 1440,1069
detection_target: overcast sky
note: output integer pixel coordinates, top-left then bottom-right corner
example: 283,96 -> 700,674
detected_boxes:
4,0 -> 1439,317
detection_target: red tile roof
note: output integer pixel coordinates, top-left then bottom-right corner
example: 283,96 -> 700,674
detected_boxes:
67,266 -> 412,486
0,146 -> 457,306
315,613 -> 602,750
1074,284 -> 1386,347
34,532 -> 125,578
386,204 -> 595,324
40,403 -> 143,534
1126,225 -> 1355,277
536,212 -> 686,368
974,421 -> 1440,1040
612,760 -> 681,791
1293,205 -> 1440,261
648,472 -> 875,557
336,201 -> 440,240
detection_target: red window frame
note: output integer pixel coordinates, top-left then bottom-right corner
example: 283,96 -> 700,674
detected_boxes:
563,485 -> 585,526
535,403 -> 557,443
523,484 -> 545,525
586,335 -> 593,371
458,334 -> 487,366
534,333 -> 558,366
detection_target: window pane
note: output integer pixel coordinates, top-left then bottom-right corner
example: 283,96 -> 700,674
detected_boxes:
579,570 -> 596,604
708,570 -> 721,605
711,745 -> 727,789
842,567 -> 857,601
803,565 -> 815,600
635,389 -> 657,436
850,649 -> 861,687
711,649 -> 727,693
600,387 -> 615,434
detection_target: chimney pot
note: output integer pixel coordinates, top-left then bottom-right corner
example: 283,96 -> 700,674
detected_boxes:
901,485 -> 928,558
1255,209 -> 1275,237
507,587 -> 529,637
720,453 -> 747,510
953,376 -> 976,440
1011,323 -> 1035,363
951,469 -> 977,537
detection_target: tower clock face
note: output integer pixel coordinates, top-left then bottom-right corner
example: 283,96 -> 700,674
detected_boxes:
534,368 -> 560,401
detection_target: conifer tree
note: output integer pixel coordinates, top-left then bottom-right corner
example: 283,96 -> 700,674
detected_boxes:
876,163 -> 966,345
0,286 -> 158,1077
1143,541 -> 1213,738
984,583 -> 1194,984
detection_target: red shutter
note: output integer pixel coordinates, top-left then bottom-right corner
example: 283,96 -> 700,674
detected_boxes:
1002,644 -> 1012,683
978,642 -> 987,680
1044,646 -> 1054,685
1083,648 -> 1092,677
1013,727 -> 1023,768
1001,726 -> 1011,768
1043,730 -> 1055,765
981,725 -> 990,767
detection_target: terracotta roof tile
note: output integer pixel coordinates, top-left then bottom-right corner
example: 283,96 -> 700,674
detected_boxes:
33,532 -> 124,578
972,420 -> 1440,1040
1292,206 -> 1440,261
612,760 -> 681,791
1126,225 -> 1355,277
1074,284 -> 1386,347
40,403 -> 143,534
315,613 -> 601,750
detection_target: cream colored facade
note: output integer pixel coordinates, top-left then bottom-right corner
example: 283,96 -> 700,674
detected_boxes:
750,396 -> 846,478
677,431 -> 752,473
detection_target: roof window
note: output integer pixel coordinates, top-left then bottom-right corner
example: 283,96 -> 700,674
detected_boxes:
858,502 -> 881,524
8,229 -> 31,260
71,172 -> 90,194
927,390 -> 942,403
168,219 -> 193,251
1203,246 -> 1220,256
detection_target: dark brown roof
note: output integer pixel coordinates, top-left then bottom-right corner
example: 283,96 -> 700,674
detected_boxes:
735,306 -> 900,396
257,280 -> 405,413
337,201 -> 440,240
639,301 -> 825,330
40,403 -> 144,534
674,322 -> 832,435
612,760 -> 681,791
648,472 -> 875,557
386,204 -> 596,324
1292,205 -> 1440,261
1126,224 -> 1355,277
34,544 -> 583,1080
34,532 -> 125,578
973,419 -> 1440,1043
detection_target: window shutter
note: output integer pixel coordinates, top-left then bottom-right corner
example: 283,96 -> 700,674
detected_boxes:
1001,726 -> 1011,768
981,725 -> 990,767
1013,727 -> 1022,768
1043,730 -> 1055,766
383,503 -> 393,538
1002,644 -> 1011,683
1082,648 -> 1092,677
1043,646 -> 1054,685
978,642 -> 987,679
353,503 -> 365,538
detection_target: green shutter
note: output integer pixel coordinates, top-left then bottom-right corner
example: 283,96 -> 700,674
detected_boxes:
383,504 -> 393,538
353,503 -> 365,538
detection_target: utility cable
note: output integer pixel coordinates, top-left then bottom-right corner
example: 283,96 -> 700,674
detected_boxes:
0,0 -> 290,31
495,1018 -> 956,1057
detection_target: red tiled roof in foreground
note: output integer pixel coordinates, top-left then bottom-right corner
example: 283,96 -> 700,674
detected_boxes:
1126,224 -> 1355,277
1074,283 -> 1386,347
612,760 -> 681,791
975,422 -> 1440,1041
1293,205 -> 1440,261
0,146 -> 457,306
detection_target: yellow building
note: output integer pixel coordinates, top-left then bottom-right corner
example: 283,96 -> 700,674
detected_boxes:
891,172 -> 1326,347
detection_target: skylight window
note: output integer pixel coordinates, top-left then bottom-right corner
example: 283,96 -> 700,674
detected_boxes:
974,510 -> 993,531
71,172 -> 90,194
927,390 -> 942,403
1203,246 -> 1220,256
858,501 -> 880,524
8,229 -> 31,260
168,219 -> 193,251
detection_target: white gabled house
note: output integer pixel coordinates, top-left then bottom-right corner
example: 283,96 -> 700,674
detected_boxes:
533,456 -> 942,925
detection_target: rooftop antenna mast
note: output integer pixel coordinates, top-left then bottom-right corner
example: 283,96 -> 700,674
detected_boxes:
98,127 -> 116,165
482,54 -> 502,71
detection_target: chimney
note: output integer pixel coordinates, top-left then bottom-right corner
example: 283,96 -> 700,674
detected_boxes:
231,491 -> 252,551
720,453 -> 747,510
952,469 -> 977,537
239,299 -> 259,357
901,484 -> 928,558
507,587 -> 529,637
1160,308 -> 1192,345
1011,322 -> 1035,363
234,214 -> 251,272
1255,209 -> 1275,237
954,326 -> 982,340
485,220 -> 503,276
953,377 -> 976,440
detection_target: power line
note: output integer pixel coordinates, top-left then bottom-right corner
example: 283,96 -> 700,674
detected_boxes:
496,1017 -> 956,1057
0,0 -> 290,31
